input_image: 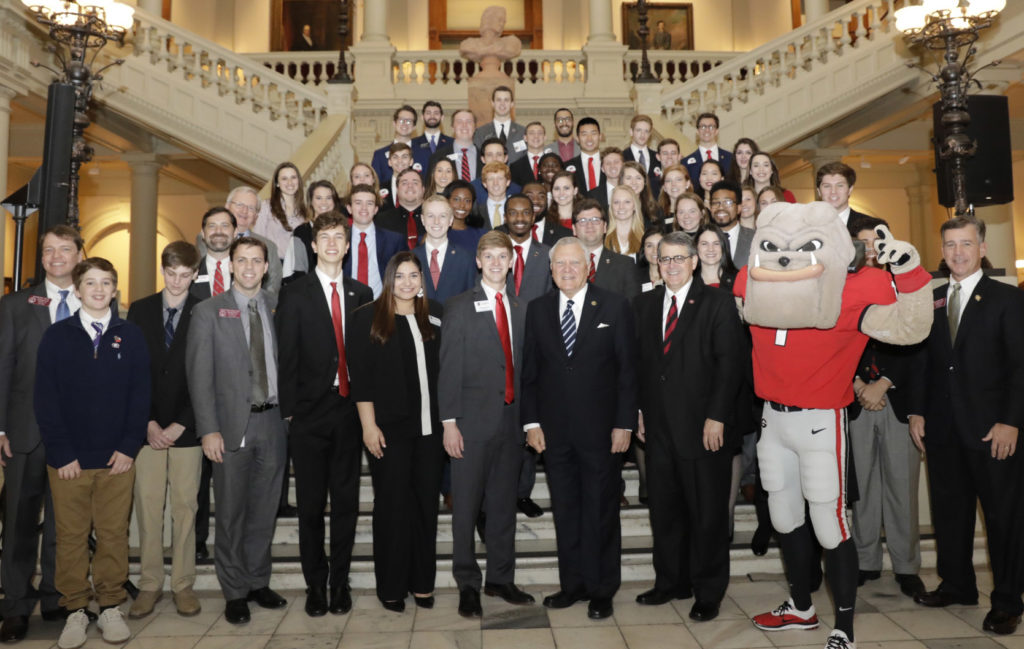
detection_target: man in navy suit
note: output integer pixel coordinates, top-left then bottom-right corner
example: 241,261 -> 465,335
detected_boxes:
343,185 -> 405,298
521,237 -> 638,620
371,105 -> 419,188
682,113 -> 733,183
410,101 -> 453,164
472,139 -> 522,205
413,196 -> 478,305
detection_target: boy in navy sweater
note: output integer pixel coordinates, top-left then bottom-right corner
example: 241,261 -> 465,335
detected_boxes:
34,258 -> 150,649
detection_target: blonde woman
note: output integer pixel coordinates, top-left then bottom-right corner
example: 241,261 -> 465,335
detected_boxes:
604,185 -> 646,259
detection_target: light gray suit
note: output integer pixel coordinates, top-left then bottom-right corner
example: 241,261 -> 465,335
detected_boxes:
474,121 -> 527,164
186,288 -> 286,600
439,282 -> 527,590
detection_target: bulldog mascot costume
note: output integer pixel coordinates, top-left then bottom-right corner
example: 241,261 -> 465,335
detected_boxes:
733,202 -> 933,649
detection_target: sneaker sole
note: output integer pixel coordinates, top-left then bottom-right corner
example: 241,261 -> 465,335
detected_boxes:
753,620 -> 820,631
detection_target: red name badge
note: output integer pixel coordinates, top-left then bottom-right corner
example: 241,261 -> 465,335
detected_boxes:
28,295 -> 51,307
934,297 -> 946,309
218,308 -> 242,319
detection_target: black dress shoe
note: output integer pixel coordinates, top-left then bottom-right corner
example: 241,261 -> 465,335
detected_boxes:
0,615 -> 28,642
750,524 -> 772,556
542,591 -> 587,609
689,601 -> 720,622
414,595 -> 435,609
225,598 -> 250,624
247,586 -> 287,609
587,597 -> 613,619
914,588 -> 978,607
41,607 -> 64,622
329,586 -> 352,615
635,588 -> 675,606
858,569 -> 881,586
894,574 -> 925,599
517,498 -> 544,518
195,544 -> 210,561
277,504 -> 298,517
484,582 -> 535,605
380,598 -> 406,613
983,609 -> 1022,635
458,588 -> 482,618
304,586 -> 328,617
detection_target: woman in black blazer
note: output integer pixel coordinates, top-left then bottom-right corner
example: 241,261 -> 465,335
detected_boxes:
348,251 -> 444,613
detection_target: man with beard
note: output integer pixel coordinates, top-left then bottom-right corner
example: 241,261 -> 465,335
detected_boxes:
547,108 -> 580,162
708,180 -> 753,268
191,207 -> 237,300
411,101 -> 452,163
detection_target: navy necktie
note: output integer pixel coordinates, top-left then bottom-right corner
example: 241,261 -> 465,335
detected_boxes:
561,299 -> 576,356
165,307 -> 178,349
91,322 -> 104,357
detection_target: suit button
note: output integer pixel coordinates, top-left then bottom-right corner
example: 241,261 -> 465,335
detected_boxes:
660,375 -> 666,382
948,365 -> 954,372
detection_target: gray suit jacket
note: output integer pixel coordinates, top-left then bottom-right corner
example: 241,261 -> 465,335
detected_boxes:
0,284 -> 52,453
186,289 -> 279,450
507,239 -> 552,303
731,226 -> 755,269
438,282 -> 527,437
195,232 -> 283,296
474,121 -> 527,164
545,139 -> 581,162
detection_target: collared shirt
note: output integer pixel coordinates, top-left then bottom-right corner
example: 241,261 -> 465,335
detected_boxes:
486,198 -> 506,228
581,152 -> 601,188
492,118 -> 512,138
351,223 -> 383,297
837,206 -> 851,226
232,287 -> 278,405
630,145 -> 651,172
605,181 -> 616,206
315,266 -> 347,387
699,145 -> 720,162
425,239 -> 449,274
588,246 -> 604,269
454,142 -> 477,181
948,268 -> 983,325
722,224 -> 740,261
162,291 -> 185,332
481,282 -> 514,357
45,279 -> 81,324
79,307 -> 112,339
662,279 -> 693,338
514,236 -> 533,262
205,254 -> 232,291
524,285 -> 588,432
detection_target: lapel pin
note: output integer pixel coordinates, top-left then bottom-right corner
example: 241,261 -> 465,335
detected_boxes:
974,295 -> 981,301
688,299 -> 695,304
591,300 -> 597,306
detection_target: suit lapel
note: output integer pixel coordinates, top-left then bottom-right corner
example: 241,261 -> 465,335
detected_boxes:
473,284 -> 502,349
664,282 -> 700,364
953,276 -> 987,349
573,290 -> 599,353
30,284 -> 51,330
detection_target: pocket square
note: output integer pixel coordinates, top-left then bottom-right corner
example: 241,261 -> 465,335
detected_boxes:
597,322 -> 611,329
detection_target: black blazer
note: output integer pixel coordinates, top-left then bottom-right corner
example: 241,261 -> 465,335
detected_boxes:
348,300 -> 444,437
908,275 -> 1024,450
633,282 -> 744,458
275,273 -> 373,422
377,205 -> 424,249
190,256 -> 228,301
510,155 -> 542,188
592,249 -> 641,300
488,235 -> 552,303
848,338 -> 924,423
520,285 -> 638,446
126,292 -> 201,446
566,154 -> 604,193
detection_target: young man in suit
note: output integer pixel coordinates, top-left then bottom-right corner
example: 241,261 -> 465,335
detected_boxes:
521,237 -> 639,620
472,140 -> 522,205
126,242 -> 204,620
633,231 -> 744,622
709,180 -> 754,268
429,109 -> 480,183
191,207 -> 236,300
343,184 -> 406,298
473,86 -> 526,163
187,236 -> 288,625
377,168 -> 425,249
816,161 -> 870,234
521,182 -> 572,247
682,113 -> 733,183
380,142 -> 415,212
410,101 -> 452,160
571,199 -> 640,300
623,115 -> 661,195
656,138 -> 682,171
276,213 -> 373,618
440,230 -> 536,618
567,118 -> 603,193
413,195 -> 478,305
908,216 -> 1024,636
510,122 -> 552,188
476,160 -> 517,229
371,105 -> 418,187
0,226 -> 84,641
586,147 -> 624,210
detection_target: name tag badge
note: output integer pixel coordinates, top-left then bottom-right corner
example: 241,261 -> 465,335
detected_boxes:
474,300 -> 493,313
218,308 -> 242,319
429,315 -> 442,327
194,275 -> 209,284
447,153 -> 458,162
512,139 -> 527,153
641,282 -> 654,293
28,295 -> 51,306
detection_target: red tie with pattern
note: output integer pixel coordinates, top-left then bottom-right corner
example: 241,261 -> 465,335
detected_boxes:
430,248 -> 441,290
513,245 -> 524,296
588,252 -> 596,283
357,232 -> 369,285
587,157 -> 597,190
532,155 -> 539,179
494,293 -> 514,404
330,281 -> 349,396
212,260 -> 224,296
461,147 -> 471,181
531,224 -> 539,242
405,211 -> 417,249
663,295 -> 678,355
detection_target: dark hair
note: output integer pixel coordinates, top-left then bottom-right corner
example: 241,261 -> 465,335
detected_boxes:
426,158 -> 457,195
395,167 -> 423,185
697,159 -> 725,200
727,137 -> 760,185
940,215 -> 986,242
307,179 -> 341,214
311,211 -> 351,242
450,109 -> 475,128
443,180 -> 484,229
480,137 -> 506,156
269,161 -> 308,231
348,183 -> 381,208
816,161 -> 856,188
696,112 -> 720,128
637,224 -> 667,271
72,257 -> 117,289
202,206 -> 236,229
545,170 -> 579,226
576,117 -> 600,136
656,164 -> 691,216
525,120 -> 545,133
554,107 -> 573,120
230,236 -> 268,262
695,223 -> 739,282
848,214 -> 888,239
387,141 -> 413,157
393,104 -> 417,125
571,198 -> 606,224
421,100 -> 442,115
40,224 -> 84,252
621,161 -> 659,225
538,152 -> 563,183
757,185 -> 786,205
749,152 -> 782,188
709,179 -> 742,202
491,85 -> 513,101
671,192 -> 710,234
370,252 -> 435,344
657,138 -> 680,155
161,241 -> 200,271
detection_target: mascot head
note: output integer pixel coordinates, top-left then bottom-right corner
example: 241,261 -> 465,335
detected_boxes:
742,201 -> 854,330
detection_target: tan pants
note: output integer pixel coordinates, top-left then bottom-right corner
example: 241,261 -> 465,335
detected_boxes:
48,466 -> 135,610
133,445 -> 203,593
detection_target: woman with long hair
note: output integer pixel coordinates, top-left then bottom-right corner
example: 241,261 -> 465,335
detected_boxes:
727,138 -> 759,186
348,252 -> 445,614
636,225 -> 666,292
695,224 -> 739,290
544,171 -> 579,230
757,185 -> 787,210
696,159 -> 724,204
620,161 -> 660,226
293,179 -> 342,270
426,158 -> 456,196
749,152 -> 796,202
349,163 -> 380,197
671,192 -> 709,236
655,164 -> 692,221
740,185 -> 759,230
605,185 -> 646,259
444,180 -> 488,251
255,162 -> 309,256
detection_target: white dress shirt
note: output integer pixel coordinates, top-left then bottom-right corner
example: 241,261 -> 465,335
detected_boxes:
581,152 -> 601,188
662,279 -> 693,338
722,224 -> 740,262
698,145 -> 721,162
205,254 -> 232,292
425,239 -> 449,275
45,279 -> 81,323
350,223 -> 383,298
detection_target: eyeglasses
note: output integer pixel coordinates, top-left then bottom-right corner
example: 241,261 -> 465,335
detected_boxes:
556,117 -> 573,123
573,217 -> 604,225
396,118 -> 415,125
697,123 -> 717,130
710,199 -> 736,208
658,254 -> 694,265
229,200 -> 257,214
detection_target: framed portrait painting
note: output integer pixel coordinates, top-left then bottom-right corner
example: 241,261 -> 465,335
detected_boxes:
621,3 -> 694,51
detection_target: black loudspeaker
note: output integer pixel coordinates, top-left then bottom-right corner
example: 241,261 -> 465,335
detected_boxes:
933,95 -> 1013,208
38,82 -> 75,233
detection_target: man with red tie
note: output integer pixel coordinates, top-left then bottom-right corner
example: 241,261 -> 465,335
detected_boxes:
377,169 -> 426,250
191,208 -> 236,300
510,122 -> 552,188
412,196 -> 478,305
440,230 -> 536,618
682,113 -> 734,185
571,199 -> 640,300
567,118 -> 603,194
342,185 -> 405,298
276,213 -> 373,618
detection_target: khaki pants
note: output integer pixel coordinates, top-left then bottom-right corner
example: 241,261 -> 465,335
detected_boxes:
48,466 -> 135,610
133,445 -> 203,593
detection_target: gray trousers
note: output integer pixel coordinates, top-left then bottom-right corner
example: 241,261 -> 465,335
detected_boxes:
849,401 -> 922,574
211,409 -> 287,600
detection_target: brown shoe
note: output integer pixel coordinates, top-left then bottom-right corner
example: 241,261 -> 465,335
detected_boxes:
174,587 -> 202,616
128,590 -> 163,619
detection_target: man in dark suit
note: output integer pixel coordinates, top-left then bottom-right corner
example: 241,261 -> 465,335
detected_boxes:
682,113 -> 733,183
633,231 -> 743,622
429,109 -> 481,183
343,184 -> 406,298
440,230 -> 536,618
413,196 -> 478,305
471,141 -> 522,206
377,168 -> 425,249
623,115 -> 661,196
709,180 -> 754,268
276,214 -> 373,618
571,199 -> 639,300
908,216 -> 1024,636
510,122 -> 552,188
410,101 -> 453,161
187,236 -> 288,625
473,86 -> 527,164
191,207 -> 237,301
566,118 -> 603,194
126,241 -> 204,619
586,148 -> 624,211
814,161 -> 871,235
522,182 -> 572,247
521,236 -> 639,620
0,225 -> 83,640
371,105 -> 419,188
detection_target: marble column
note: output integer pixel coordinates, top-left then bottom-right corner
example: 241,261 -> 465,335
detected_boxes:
586,0 -> 615,45
137,0 -> 161,14
805,0 -> 831,23
975,203 -> 1015,275
124,153 -> 162,302
361,0 -> 389,43
0,87 -> 15,286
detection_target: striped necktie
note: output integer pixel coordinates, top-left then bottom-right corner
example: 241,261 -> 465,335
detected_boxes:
561,299 -> 576,356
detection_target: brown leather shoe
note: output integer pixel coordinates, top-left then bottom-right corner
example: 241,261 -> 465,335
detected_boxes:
983,609 -> 1021,635
173,587 -> 202,616
128,590 -> 162,619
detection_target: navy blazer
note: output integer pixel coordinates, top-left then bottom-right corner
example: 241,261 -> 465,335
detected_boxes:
683,148 -> 734,185
343,225 -> 406,283
411,133 -> 452,169
472,178 -> 523,206
413,242 -> 479,305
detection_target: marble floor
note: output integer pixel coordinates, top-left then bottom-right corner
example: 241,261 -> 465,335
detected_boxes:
8,568 -> 1022,649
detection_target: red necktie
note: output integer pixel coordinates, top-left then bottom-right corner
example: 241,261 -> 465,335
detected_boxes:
531,224 -> 539,242
357,232 -> 369,285
461,147 -> 471,181
212,260 -> 224,296
663,295 -> 678,355
405,210 -> 417,249
587,157 -> 597,190
330,281 -> 349,396
430,248 -> 441,290
588,252 -> 596,283
513,245 -> 524,296
706,149 -> 712,161
532,155 -> 539,179
494,293 -> 514,404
